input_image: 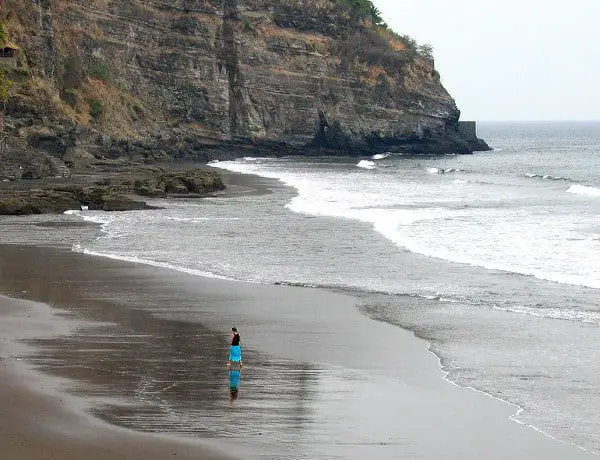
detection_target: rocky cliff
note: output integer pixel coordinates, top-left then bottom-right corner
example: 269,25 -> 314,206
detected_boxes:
0,0 -> 489,178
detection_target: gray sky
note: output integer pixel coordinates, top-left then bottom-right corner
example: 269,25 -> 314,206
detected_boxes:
374,0 -> 600,121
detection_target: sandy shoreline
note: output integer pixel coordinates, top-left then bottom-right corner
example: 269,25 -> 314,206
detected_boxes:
0,242 -> 597,459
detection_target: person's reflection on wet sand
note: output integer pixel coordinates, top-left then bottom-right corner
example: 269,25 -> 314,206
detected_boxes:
229,368 -> 241,401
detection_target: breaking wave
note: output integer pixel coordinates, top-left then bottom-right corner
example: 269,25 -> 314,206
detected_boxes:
356,160 -> 376,170
567,184 -> 600,197
525,173 -> 572,181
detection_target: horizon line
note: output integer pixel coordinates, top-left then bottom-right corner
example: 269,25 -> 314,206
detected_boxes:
468,119 -> 600,124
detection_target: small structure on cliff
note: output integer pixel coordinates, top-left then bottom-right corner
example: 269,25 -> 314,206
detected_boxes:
0,42 -> 17,59
0,42 -> 18,71
458,121 -> 478,140
459,121 -> 490,152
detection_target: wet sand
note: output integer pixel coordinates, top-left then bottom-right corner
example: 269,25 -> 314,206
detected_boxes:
0,294 -> 233,460
0,243 -> 596,459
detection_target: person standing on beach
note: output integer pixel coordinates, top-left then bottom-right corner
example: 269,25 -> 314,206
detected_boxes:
228,327 -> 242,367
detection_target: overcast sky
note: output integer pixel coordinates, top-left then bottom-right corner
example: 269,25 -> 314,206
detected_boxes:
374,0 -> 600,121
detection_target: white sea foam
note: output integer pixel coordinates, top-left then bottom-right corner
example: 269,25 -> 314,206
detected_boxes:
427,167 -> 464,174
356,160 -> 376,170
242,157 -> 272,162
525,173 -> 572,181
212,158 -> 600,293
65,209 -> 111,224
65,210 -> 115,236
567,184 -> 600,197
371,153 -> 390,160
382,214 -> 600,291
493,305 -> 600,325
421,294 -> 461,303
71,244 -> 242,282
66,210 -> 140,241
163,216 -> 242,223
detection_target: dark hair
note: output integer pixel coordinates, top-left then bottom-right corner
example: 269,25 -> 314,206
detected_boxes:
232,327 -> 237,332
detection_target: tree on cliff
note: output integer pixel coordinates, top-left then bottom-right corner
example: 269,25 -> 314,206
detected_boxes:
339,0 -> 384,25
417,44 -> 434,60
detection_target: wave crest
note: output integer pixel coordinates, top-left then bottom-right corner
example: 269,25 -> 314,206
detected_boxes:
493,305 -> 600,325
427,167 -> 466,174
525,173 -> 572,181
371,153 -> 390,160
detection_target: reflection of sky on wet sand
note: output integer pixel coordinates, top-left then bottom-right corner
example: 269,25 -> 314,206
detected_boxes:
24,317 -> 344,458
24,303 -> 320,441
25,312 -> 414,459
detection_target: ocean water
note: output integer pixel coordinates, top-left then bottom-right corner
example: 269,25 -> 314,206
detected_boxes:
2,121 -> 599,454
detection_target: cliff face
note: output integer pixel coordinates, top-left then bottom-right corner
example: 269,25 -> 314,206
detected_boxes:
0,0 -> 488,172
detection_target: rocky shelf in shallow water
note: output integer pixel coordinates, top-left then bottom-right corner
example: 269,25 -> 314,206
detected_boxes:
0,167 -> 225,215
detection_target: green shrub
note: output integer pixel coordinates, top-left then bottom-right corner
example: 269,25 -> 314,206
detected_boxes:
243,20 -> 253,33
89,100 -> 103,119
89,63 -> 109,82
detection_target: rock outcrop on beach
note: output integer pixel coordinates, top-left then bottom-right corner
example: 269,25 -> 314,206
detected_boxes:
0,167 -> 225,215
0,0 -> 488,177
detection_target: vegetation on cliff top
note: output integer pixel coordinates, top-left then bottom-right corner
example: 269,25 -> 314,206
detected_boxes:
338,0 -> 385,25
334,0 -> 435,62
271,0 -> 435,72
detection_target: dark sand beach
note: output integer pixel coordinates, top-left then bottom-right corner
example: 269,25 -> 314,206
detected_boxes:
0,293 -> 233,460
0,241 -> 597,459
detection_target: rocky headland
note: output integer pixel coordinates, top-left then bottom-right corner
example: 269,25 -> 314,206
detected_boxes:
0,0 -> 489,214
